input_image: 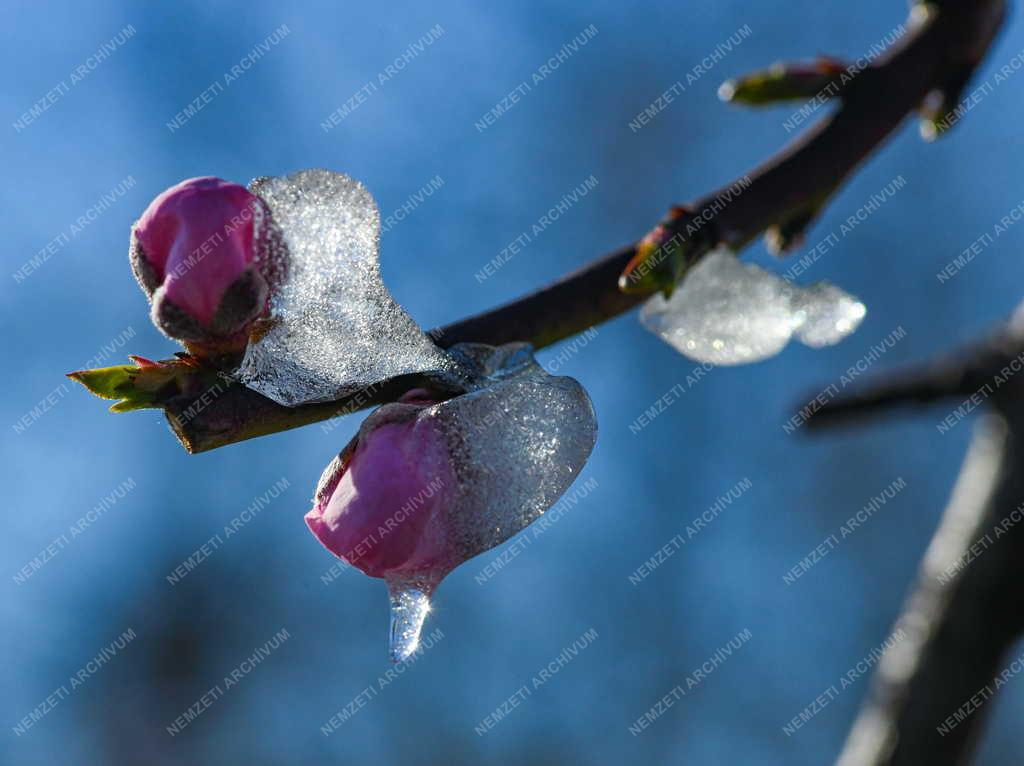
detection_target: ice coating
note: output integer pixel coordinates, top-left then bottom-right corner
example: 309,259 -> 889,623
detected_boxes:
307,342 -> 597,661
234,169 -> 452,406
378,344 -> 596,659
640,248 -> 866,364
422,343 -> 598,567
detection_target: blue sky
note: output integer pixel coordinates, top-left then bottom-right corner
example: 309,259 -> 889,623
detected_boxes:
2,1 -> 1023,763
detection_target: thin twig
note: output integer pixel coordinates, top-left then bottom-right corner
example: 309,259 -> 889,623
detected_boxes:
804,321 -> 1024,429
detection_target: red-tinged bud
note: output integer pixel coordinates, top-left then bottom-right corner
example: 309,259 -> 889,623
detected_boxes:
130,176 -> 281,356
305,393 -> 458,583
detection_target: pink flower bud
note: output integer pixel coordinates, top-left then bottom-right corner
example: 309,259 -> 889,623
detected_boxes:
305,396 -> 458,586
130,176 -> 277,355
305,345 -> 598,661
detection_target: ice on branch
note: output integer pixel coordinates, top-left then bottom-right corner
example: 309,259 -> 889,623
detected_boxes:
235,169 -> 453,406
640,248 -> 866,365
305,342 -> 598,661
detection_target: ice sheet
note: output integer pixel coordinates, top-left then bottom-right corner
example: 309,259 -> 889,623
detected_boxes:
235,169 -> 452,406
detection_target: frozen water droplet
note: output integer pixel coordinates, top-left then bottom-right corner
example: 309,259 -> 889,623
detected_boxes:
387,582 -> 432,663
235,169 -> 452,406
640,248 -> 865,364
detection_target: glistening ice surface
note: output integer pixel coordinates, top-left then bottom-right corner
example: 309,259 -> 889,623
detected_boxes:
235,169 -> 452,406
640,248 -> 866,364
425,343 -> 598,566
383,343 -> 598,660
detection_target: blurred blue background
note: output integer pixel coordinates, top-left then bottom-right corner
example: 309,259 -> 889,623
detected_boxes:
3,1 -> 1023,763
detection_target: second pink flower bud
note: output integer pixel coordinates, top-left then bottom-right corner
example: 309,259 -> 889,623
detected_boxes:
305,390 -> 458,585
130,176 -> 281,356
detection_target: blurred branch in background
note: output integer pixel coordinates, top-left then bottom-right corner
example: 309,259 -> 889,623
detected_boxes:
805,310 -> 1024,764
803,317 -> 1024,430
836,413 -> 1024,765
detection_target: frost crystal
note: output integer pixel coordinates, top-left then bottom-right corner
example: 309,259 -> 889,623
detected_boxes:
640,249 -> 866,364
235,169 -> 452,406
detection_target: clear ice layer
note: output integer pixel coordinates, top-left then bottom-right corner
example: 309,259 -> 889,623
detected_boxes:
422,342 -> 598,567
235,169 -> 452,406
379,343 -> 598,660
640,248 -> 866,365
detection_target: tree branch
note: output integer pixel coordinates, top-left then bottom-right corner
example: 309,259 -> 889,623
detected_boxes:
835,397 -> 1024,765
160,0 -> 1004,452
803,318 -> 1024,429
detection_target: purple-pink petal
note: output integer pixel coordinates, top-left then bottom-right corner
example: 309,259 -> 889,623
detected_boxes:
305,416 -> 458,582
135,176 -> 259,326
